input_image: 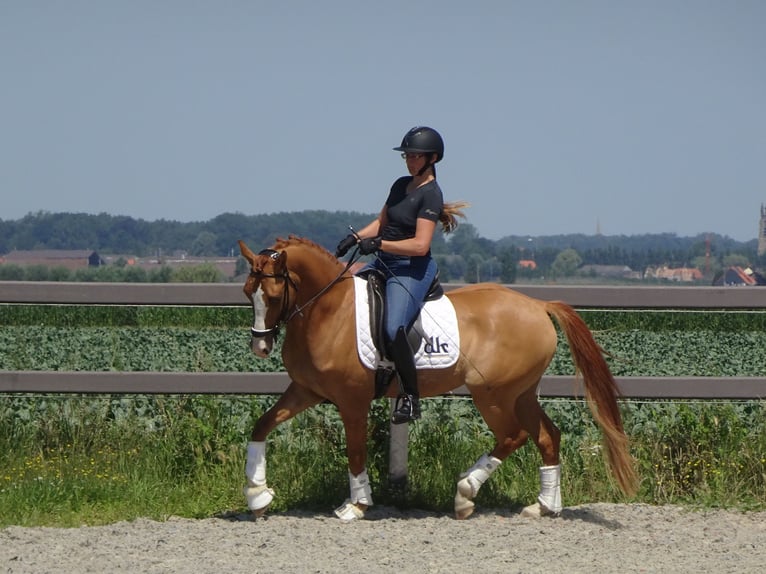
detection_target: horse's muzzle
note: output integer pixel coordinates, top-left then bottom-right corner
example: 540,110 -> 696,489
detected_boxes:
250,333 -> 274,358
250,325 -> 279,357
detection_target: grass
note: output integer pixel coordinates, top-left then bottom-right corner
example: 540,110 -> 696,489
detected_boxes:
1,304 -> 764,525
2,394 -> 765,527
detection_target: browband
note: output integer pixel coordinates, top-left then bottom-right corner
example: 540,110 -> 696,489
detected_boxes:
258,249 -> 280,260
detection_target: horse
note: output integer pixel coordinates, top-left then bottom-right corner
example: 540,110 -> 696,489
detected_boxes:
238,235 -> 637,521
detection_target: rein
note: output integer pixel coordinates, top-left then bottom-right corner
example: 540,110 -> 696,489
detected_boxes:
250,248 -> 361,339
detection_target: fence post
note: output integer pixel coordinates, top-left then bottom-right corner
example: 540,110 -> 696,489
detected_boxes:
388,398 -> 409,489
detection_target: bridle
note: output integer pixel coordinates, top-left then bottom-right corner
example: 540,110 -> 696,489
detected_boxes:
248,249 -> 298,338
248,248 -> 359,339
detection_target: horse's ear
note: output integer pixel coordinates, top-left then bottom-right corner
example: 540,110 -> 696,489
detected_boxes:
238,240 -> 257,266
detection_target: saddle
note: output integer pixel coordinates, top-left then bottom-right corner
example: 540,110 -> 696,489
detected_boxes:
356,268 -> 444,398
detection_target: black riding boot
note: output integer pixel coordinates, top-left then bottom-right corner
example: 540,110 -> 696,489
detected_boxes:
389,326 -> 421,424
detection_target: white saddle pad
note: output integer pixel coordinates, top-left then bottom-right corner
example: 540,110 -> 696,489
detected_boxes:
353,276 -> 460,370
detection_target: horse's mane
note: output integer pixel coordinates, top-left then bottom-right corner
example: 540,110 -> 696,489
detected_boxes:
272,235 -> 340,266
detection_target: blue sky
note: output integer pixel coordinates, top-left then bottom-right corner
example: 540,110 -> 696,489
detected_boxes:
1,1 -> 764,241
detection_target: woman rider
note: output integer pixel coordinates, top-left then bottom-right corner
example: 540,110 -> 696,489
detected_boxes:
335,126 -> 466,424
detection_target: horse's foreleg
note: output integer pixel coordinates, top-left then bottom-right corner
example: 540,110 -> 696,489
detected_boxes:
244,441 -> 275,516
333,403 -> 373,522
250,381 -> 323,441
245,381 -> 323,517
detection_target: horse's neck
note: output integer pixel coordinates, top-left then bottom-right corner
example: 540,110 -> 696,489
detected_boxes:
287,248 -> 346,302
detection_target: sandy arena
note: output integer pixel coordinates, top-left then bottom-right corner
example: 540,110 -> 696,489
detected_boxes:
2,503 -> 765,573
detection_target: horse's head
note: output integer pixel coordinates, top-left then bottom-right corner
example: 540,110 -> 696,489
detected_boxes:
238,239 -> 298,357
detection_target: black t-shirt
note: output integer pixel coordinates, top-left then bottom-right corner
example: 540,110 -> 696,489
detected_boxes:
381,177 -> 443,248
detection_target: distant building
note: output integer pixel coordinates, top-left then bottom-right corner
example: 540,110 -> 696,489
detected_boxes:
645,266 -> 703,282
104,253 -> 239,278
712,266 -> 766,286
0,250 -> 103,270
579,264 -> 639,280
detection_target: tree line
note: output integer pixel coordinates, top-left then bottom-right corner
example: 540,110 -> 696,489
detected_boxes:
0,210 -> 762,283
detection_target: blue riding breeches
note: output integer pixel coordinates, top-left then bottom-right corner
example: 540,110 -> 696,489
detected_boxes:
364,254 -> 438,343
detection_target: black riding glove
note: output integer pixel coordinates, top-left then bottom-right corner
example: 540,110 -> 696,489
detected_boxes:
335,234 -> 357,258
358,237 -> 382,255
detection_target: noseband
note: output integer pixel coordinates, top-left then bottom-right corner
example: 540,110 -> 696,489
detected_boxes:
249,249 -> 298,338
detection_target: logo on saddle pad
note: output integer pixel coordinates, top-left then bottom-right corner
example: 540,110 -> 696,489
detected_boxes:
423,336 -> 449,355
353,277 -> 460,370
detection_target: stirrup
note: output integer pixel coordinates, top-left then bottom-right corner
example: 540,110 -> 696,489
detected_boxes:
391,394 -> 421,425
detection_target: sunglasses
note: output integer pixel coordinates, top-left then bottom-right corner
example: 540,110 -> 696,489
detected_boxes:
401,153 -> 425,160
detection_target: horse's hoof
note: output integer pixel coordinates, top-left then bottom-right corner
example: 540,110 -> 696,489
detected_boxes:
244,483 -> 275,515
520,502 -> 543,518
454,493 -> 475,520
520,502 -> 561,518
456,476 -> 478,499
334,500 -> 367,522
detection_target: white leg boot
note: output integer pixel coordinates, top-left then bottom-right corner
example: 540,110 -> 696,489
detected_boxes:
334,469 -> 373,522
538,464 -> 562,514
522,464 -> 562,517
454,453 -> 502,519
243,441 -> 274,514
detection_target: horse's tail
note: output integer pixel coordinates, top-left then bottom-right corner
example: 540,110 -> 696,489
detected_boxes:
544,300 -> 638,497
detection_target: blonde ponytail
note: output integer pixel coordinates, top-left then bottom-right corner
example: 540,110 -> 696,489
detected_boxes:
439,201 -> 470,233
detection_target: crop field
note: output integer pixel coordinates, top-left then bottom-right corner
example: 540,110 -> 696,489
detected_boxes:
1,305 -> 765,376
1,304 -> 765,526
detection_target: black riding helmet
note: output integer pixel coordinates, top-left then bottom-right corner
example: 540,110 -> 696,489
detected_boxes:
393,126 -> 444,163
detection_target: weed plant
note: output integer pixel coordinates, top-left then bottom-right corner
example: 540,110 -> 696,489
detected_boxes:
1,394 -> 765,527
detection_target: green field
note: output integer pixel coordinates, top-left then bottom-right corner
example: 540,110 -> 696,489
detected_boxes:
1,305 -> 765,526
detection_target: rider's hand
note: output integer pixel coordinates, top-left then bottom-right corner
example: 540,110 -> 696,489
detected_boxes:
358,237 -> 382,255
335,234 -> 357,258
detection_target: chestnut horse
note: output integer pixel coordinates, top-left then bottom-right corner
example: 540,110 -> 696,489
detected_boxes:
238,236 -> 637,521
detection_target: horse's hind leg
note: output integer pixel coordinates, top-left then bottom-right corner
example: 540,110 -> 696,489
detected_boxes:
456,384 -> 562,519
245,381 -> 323,517
455,388 -> 531,520
514,387 -> 563,517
